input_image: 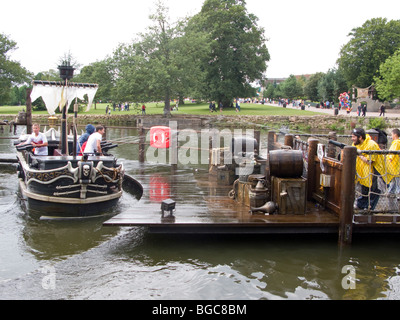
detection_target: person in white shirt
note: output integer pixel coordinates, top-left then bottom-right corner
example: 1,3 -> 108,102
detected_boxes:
18,123 -> 48,156
83,125 -> 105,155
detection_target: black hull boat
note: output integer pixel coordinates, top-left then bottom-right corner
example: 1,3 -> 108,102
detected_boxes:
15,71 -> 144,219
16,128 -> 125,220
14,71 -> 136,219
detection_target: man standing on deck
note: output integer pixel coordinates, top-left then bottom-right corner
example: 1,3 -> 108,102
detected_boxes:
77,124 -> 95,154
84,125 -> 105,155
18,123 -> 48,156
352,128 -> 385,210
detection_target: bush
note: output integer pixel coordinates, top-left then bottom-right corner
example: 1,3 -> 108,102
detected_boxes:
367,117 -> 387,130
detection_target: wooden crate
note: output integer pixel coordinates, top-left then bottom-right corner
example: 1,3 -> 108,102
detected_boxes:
272,177 -> 307,215
217,168 -> 236,186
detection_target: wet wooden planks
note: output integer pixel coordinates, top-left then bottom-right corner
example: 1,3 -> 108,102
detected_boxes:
103,166 -> 341,235
104,194 -> 340,234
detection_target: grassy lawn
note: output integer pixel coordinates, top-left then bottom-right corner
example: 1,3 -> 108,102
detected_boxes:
0,102 -> 323,117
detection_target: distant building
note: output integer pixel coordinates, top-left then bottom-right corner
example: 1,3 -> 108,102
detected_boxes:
264,78 -> 287,85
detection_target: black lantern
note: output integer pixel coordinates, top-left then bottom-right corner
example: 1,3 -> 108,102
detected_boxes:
58,65 -> 75,81
161,199 -> 176,216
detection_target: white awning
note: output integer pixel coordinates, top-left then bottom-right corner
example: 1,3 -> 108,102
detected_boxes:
30,81 -> 98,115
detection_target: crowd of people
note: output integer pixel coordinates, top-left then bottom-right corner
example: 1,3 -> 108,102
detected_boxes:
112,102 -> 130,112
104,101 -> 181,115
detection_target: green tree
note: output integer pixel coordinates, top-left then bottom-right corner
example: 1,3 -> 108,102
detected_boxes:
317,69 -> 348,102
337,18 -> 400,88
174,20 -> 210,103
34,69 -> 60,81
74,59 -> 114,102
0,33 -> 31,105
8,85 -> 28,106
374,48 -> 400,102
263,83 -> 275,100
113,1 -> 187,116
280,75 -> 303,100
304,72 -> 325,102
112,43 -> 147,103
190,0 -> 270,106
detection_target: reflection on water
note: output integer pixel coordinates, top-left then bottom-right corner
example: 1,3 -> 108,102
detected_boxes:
20,216 -> 120,261
0,127 -> 400,300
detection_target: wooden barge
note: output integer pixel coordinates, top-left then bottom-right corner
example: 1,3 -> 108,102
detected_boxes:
104,129 -> 400,244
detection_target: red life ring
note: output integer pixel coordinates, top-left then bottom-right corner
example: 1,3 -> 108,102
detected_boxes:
150,126 -> 170,149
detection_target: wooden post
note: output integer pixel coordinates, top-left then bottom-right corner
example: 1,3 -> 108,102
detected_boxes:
327,131 -> 337,158
61,80 -> 68,155
73,102 -> 78,158
139,126 -> 145,163
284,134 -> 294,149
338,146 -> 357,246
170,122 -> 178,170
268,131 -> 276,151
26,88 -> 32,134
307,139 -> 319,201
254,130 -> 260,155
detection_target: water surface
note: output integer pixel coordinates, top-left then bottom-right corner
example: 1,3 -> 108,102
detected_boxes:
0,126 -> 399,300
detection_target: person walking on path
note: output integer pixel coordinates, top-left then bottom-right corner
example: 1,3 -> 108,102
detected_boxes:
357,103 -> 362,117
235,99 -> 241,112
380,104 -> 386,117
362,104 -> 367,117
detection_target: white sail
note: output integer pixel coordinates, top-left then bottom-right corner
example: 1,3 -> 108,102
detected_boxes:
30,82 -> 98,115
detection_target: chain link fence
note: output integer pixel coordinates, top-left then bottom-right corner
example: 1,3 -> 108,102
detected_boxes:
292,133 -> 400,215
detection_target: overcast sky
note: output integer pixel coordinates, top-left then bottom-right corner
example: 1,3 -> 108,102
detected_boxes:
1,0 -> 399,78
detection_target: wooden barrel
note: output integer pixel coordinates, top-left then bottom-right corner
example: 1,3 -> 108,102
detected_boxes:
249,187 -> 269,208
269,149 -> 304,178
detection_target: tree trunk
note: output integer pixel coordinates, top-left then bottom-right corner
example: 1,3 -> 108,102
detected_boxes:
164,90 -> 171,117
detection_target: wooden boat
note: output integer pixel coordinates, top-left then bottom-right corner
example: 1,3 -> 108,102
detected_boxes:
16,128 -> 124,218
15,76 -> 127,219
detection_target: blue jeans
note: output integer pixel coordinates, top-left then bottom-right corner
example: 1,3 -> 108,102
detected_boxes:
356,169 -> 380,210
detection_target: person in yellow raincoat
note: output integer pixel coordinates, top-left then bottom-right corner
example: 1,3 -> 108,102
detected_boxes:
352,128 -> 385,210
387,129 -> 400,197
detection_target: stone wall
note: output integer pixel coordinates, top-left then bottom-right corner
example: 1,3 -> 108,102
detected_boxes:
211,114 -> 400,132
4,113 -> 400,133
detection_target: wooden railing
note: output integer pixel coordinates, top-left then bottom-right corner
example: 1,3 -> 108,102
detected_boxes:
268,131 -> 357,244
